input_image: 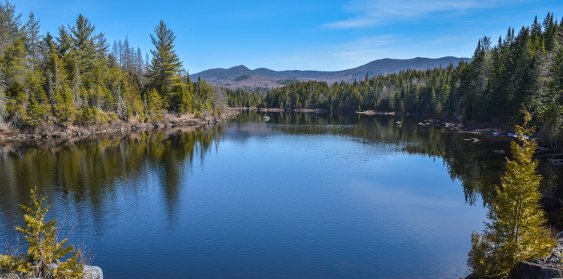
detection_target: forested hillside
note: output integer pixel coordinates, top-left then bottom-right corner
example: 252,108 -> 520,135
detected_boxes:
191,57 -> 465,89
227,14 -> 562,145
0,2 -> 217,130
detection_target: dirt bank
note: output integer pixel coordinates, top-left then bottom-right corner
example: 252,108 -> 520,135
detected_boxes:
0,110 -> 239,147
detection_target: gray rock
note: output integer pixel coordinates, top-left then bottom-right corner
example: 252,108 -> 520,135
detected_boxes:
52,131 -> 67,138
0,273 -> 20,279
83,265 -> 103,279
464,138 -> 480,143
2,265 -> 104,279
509,261 -> 563,279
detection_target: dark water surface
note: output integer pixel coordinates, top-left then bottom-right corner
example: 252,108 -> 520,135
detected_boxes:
3,112 -> 552,278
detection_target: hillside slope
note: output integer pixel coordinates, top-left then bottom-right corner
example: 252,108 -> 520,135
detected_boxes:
191,56 -> 466,89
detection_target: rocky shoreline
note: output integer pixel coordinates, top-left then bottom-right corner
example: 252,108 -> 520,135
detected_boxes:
0,110 -> 239,147
233,107 -> 328,113
415,119 -> 563,165
0,264 -> 102,279
356,110 -> 397,116
466,232 -> 563,279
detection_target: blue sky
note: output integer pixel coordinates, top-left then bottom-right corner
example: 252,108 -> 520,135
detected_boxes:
14,0 -> 562,73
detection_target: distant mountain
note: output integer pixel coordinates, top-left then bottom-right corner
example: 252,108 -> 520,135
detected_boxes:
191,56 -> 467,89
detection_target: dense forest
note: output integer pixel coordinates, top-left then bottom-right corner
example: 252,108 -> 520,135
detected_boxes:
0,2 -> 218,130
226,14 -> 563,145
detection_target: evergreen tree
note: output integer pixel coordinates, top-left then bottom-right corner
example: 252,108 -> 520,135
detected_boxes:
46,42 -> 74,125
56,26 -> 72,56
147,21 -> 182,100
22,12 -> 41,67
468,110 -> 554,278
69,15 -> 96,73
145,88 -> 164,120
0,1 -> 21,54
16,187 -> 83,279
0,69 -> 6,122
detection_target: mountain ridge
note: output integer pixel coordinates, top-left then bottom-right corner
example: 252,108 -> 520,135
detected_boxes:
191,56 -> 467,89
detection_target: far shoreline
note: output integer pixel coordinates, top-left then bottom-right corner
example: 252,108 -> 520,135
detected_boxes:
0,109 -> 240,147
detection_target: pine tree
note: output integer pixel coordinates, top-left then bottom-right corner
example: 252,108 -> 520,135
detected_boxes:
147,21 -> 182,102
0,1 -> 22,54
69,15 -> 96,73
22,12 -> 41,67
136,47 -> 143,74
93,32 -> 108,57
468,110 -> 554,278
16,187 -> 83,279
145,88 -> 164,121
0,68 -> 6,122
56,26 -> 72,55
3,34 -> 29,126
46,43 -> 74,125
123,36 -> 131,71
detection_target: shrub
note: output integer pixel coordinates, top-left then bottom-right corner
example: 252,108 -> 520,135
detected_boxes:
5,187 -> 85,279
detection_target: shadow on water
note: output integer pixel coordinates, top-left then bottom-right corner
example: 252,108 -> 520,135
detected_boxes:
237,111 -> 561,216
0,126 -> 223,243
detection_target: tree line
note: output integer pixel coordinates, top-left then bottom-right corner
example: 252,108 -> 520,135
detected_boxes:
226,13 -> 562,145
0,2 -> 218,130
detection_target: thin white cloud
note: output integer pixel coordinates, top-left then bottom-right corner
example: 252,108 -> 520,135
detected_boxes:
268,35 -> 399,71
265,32 -> 477,71
331,36 -> 397,64
325,0 -> 513,29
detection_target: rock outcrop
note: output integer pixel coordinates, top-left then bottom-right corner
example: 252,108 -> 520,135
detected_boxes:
0,265 -> 102,279
508,232 -> 563,279
509,261 -> 563,279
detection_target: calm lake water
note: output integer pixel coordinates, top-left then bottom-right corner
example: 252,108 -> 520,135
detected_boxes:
2,112 -> 540,278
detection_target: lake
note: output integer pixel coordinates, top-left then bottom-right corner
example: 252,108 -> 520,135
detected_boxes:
1,112 -> 531,278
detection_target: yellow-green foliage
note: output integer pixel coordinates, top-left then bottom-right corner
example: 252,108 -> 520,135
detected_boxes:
468,110 -> 555,278
0,3 -> 218,130
0,254 -> 12,271
145,88 -> 164,121
26,97 -> 50,127
76,106 -> 98,125
14,187 -> 83,279
5,83 -> 28,125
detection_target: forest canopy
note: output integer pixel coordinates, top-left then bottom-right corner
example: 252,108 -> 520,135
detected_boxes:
0,1 -> 218,129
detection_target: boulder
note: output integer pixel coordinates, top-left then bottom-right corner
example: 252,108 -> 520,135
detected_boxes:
52,131 -> 67,139
0,274 -> 20,279
83,265 -> 103,279
509,261 -> 563,279
464,138 -> 480,143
